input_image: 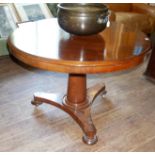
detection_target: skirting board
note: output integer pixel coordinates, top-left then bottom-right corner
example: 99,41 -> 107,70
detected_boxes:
0,38 -> 9,56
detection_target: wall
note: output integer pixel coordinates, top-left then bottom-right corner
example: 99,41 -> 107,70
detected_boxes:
0,39 -> 9,56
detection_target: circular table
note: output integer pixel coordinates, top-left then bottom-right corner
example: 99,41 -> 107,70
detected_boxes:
7,18 -> 151,145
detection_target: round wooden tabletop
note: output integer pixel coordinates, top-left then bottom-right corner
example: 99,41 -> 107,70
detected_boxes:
8,18 -> 151,74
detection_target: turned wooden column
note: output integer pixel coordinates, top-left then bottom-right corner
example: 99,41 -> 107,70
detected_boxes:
65,74 -> 89,108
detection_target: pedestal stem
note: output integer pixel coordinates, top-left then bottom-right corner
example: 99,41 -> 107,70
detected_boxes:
67,74 -> 87,104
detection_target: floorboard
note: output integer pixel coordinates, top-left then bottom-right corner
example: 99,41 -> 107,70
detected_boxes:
0,56 -> 155,151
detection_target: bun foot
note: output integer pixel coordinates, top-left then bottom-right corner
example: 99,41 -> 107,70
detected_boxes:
82,134 -> 98,145
101,90 -> 107,98
31,100 -> 42,106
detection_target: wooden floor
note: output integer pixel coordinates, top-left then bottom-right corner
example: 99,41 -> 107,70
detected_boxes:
0,56 -> 155,152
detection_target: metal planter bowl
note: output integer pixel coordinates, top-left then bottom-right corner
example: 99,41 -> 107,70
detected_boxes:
57,3 -> 109,35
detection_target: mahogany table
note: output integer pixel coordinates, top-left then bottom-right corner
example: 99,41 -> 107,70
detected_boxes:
7,18 -> 151,145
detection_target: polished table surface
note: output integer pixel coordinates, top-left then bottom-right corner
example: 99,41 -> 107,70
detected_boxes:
8,18 -> 150,74
8,18 -> 151,145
